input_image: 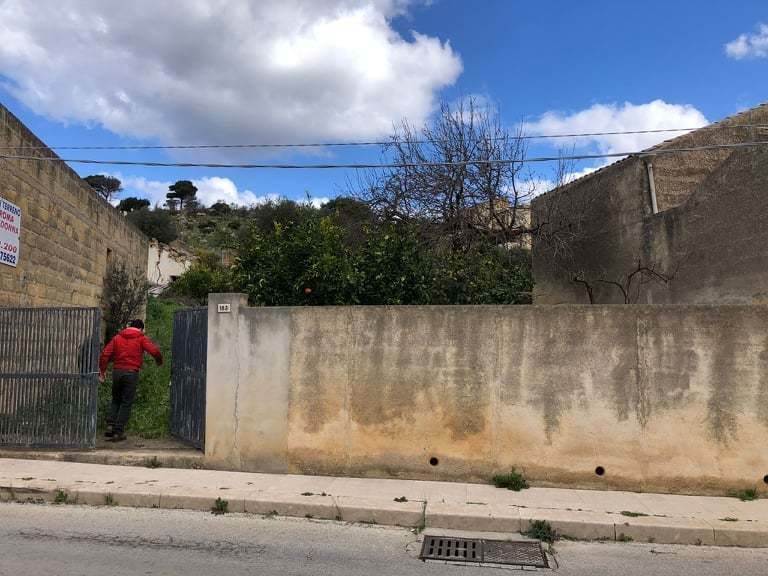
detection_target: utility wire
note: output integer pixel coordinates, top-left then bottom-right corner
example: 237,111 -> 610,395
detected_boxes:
1,124 -> 768,151
2,140 -> 768,170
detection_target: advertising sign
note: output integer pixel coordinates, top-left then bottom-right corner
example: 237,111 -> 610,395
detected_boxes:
0,196 -> 21,267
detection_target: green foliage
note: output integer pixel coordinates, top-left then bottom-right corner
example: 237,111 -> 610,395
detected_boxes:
732,488 -> 759,501
54,490 -> 69,505
212,497 -> 229,515
620,511 -> 648,517
524,520 -> 557,543
234,216 -> 358,306
84,174 -> 122,201
99,298 -> 180,438
492,468 -> 529,491
167,180 -> 198,210
118,197 -> 150,213
127,208 -> 179,244
165,259 -> 232,305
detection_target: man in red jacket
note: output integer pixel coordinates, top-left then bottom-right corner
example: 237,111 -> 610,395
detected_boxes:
99,319 -> 163,442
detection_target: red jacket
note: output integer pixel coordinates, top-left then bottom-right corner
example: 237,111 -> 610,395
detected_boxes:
99,327 -> 163,374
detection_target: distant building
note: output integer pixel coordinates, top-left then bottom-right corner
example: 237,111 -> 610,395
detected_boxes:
147,240 -> 195,295
0,104 -> 147,307
465,199 -> 531,250
531,103 -> 768,304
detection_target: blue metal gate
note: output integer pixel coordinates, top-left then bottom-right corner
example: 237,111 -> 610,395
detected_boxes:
170,308 -> 207,450
0,307 -> 101,448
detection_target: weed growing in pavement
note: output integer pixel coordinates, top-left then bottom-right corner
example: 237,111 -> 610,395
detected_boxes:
144,456 -> 162,469
720,517 -> 738,522
394,496 -> 408,503
53,490 -> 69,505
616,533 -> 634,542
104,494 -> 116,506
731,488 -> 759,501
620,511 -> 649,517
523,520 -> 557,543
492,468 -> 529,491
211,497 -> 229,515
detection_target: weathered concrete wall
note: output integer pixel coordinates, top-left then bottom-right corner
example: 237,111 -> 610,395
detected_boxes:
205,294 -> 768,494
147,240 -> 193,290
532,103 -> 768,305
0,104 -> 148,307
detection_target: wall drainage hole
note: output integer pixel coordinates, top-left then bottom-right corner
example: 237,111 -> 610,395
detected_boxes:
763,474 -> 768,485
595,466 -> 605,476
429,457 -> 439,466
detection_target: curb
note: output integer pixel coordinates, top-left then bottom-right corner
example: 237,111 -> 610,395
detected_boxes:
2,484 -> 767,547
0,449 -> 204,470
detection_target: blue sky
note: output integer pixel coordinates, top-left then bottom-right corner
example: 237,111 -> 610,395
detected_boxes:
0,0 -> 766,206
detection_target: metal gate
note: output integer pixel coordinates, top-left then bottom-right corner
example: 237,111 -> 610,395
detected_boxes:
170,308 -> 207,450
0,307 -> 101,448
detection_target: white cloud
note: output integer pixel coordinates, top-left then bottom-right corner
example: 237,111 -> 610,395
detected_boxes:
725,23 -> 768,59
0,1 -> 461,147
524,100 -> 708,155
113,173 -> 284,207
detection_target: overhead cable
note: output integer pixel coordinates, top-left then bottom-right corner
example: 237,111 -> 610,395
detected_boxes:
1,124 -> 767,151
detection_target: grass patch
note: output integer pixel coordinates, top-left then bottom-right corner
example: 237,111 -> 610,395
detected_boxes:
523,520 -> 557,543
720,517 -> 738,522
620,511 -> 649,517
98,298 -> 181,438
732,488 -> 759,501
616,533 -> 634,542
211,497 -> 228,515
394,496 -> 408,503
104,493 -> 116,506
492,468 -> 529,491
53,490 -> 69,505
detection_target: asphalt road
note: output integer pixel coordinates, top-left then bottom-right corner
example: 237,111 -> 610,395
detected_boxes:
2,502 -> 768,575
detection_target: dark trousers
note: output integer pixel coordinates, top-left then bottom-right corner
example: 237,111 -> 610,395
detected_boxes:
108,370 -> 139,434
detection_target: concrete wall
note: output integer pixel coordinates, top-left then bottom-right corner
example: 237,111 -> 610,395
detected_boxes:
205,294 -> 768,495
532,103 -> 768,305
0,104 -> 148,307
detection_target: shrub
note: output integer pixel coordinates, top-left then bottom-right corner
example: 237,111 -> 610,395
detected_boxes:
524,520 -> 557,543
492,468 -> 529,491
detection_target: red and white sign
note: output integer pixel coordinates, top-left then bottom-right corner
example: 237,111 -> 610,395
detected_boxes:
0,196 -> 21,267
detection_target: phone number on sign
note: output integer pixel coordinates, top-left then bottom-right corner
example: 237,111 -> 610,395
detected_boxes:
1,251 -> 17,265
2,242 -> 17,254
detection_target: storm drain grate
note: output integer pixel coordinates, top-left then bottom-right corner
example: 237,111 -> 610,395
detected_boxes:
420,536 -> 548,568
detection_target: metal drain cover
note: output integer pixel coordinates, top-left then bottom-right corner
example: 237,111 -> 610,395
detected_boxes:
420,536 -> 548,568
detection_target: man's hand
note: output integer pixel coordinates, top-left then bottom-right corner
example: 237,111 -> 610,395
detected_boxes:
99,372 -> 106,384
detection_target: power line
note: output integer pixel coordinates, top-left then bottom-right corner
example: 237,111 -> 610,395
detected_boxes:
1,124 -> 767,151
2,140 -> 768,170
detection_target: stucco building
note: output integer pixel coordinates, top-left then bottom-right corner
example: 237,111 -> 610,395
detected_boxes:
147,240 -> 195,295
0,103 -> 148,307
531,103 -> 768,304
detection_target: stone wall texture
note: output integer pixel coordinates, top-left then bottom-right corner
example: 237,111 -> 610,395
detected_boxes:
531,103 -> 768,305
0,104 -> 148,307
205,295 -> 768,495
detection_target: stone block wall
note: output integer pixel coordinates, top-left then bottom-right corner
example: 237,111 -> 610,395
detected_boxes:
0,104 -> 148,307
531,103 -> 768,305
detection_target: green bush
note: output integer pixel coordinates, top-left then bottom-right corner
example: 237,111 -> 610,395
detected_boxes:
524,520 -> 557,543
492,468 -> 529,491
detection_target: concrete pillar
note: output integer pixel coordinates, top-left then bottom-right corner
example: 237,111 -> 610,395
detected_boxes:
204,293 -> 248,469
204,293 -> 291,473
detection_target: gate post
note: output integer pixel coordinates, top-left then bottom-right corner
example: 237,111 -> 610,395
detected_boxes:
204,293 -> 248,468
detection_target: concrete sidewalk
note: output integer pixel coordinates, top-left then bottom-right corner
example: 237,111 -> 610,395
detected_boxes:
1,458 -> 767,548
